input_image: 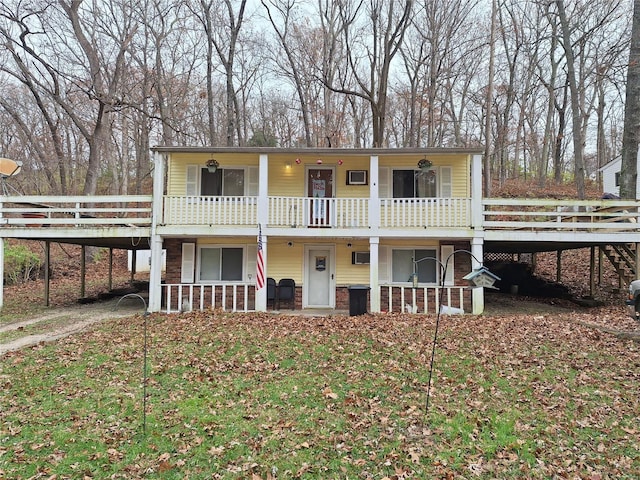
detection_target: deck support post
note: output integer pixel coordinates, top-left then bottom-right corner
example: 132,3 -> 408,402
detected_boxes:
44,241 -> 50,306
369,237 -> 380,313
556,250 -> 562,282
130,249 -> 136,285
590,246 -> 596,297
80,245 -> 86,298
636,243 -> 640,281
108,248 -> 113,291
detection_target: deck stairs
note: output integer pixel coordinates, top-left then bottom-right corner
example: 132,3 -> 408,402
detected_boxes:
601,244 -> 637,285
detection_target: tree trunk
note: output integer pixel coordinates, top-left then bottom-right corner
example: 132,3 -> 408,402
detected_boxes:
620,0 -> 640,199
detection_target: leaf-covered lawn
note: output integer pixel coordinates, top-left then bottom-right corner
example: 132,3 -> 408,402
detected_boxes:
1,309 -> 639,479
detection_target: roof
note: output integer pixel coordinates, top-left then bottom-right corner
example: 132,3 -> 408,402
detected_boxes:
150,146 -> 485,156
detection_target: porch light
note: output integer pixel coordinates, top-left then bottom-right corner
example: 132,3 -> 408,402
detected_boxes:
205,158 -> 219,173
285,160 -> 292,169
316,159 -> 323,164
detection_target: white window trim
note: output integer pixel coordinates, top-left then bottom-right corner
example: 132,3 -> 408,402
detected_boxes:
196,244 -> 246,283
186,165 -> 258,196
390,247 -> 439,285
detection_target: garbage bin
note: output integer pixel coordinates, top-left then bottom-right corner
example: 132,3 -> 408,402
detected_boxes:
348,285 -> 370,316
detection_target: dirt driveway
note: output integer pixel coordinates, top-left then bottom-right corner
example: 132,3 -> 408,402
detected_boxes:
0,296 -> 147,355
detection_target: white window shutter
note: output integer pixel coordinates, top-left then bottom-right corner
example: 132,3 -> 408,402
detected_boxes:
186,165 -> 198,196
181,243 -> 195,283
440,166 -> 452,198
378,245 -> 389,283
441,245 -> 454,285
246,244 -> 257,281
247,166 -> 259,196
378,167 -> 390,198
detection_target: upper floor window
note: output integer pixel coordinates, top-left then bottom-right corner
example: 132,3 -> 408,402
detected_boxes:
186,165 -> 258,197
201,168 -> 244,196
393,170 -> 437,198
379,166 -> 452,198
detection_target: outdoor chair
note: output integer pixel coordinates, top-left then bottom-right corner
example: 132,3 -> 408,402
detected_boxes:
276,278 -> 296,310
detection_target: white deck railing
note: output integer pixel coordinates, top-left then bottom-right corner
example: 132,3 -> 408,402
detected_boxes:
162,195 -> 471,229
482,198 -> 640,232
0,195 -> 152,228
162,282 -> 468,314
162,283 -> 256,313
268,196 -> 369,228
380,284 -> 468,314
380,198 -> 471,228
163,196 -> 257,225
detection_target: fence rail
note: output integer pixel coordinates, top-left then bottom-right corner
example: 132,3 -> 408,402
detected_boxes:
0,195 -> 152,228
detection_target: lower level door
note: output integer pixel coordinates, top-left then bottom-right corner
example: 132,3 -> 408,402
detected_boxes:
305,246 -> 335,308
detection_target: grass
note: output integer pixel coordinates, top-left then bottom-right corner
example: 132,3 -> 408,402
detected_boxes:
1,310 -> 639,479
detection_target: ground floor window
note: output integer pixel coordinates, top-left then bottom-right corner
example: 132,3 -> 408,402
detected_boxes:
392,248 -> 437,283
198,246 -> 243,281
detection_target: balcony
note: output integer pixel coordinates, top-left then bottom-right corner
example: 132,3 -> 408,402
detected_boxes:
161,195 -> 472,230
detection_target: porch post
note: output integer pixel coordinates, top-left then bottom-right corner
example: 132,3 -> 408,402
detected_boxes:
369,237 -> 380,312
255,234 -> 267,312
471,153 -> 484,229
255,154 -> 269,312
148,151 -> 166,312
369,155 -> 380,234
471,236 -> 485,314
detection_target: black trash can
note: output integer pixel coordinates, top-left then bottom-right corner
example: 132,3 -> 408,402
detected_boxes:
348,285 -> 370,316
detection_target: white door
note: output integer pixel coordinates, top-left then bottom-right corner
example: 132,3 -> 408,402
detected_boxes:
305,246 -> 334,308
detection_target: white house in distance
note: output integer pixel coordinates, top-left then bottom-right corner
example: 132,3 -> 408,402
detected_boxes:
599,152 -> 640,199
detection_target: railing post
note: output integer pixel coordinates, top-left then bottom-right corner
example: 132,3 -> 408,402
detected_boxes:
369,237 -> 380,312
471,153 -> 483,229
369,155 -> 380,235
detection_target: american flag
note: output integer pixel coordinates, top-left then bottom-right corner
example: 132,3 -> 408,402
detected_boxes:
256,225 -> 265,290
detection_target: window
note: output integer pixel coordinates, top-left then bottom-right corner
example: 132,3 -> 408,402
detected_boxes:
392,170 -> 437,198
198,246 -> 243,282
392,248 -> 437,283
201,168 -> 244,196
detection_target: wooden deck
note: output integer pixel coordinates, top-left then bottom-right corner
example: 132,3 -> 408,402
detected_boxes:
0,195 -> 638,249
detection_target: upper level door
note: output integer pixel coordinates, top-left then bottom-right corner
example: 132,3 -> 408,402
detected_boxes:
307,168 -> 334,227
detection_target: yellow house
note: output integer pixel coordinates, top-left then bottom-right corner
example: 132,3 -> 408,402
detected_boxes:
149,147 -> 486,314
0,148 -> 638,313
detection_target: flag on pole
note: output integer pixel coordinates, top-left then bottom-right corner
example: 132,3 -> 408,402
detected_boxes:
256,225 -> 265,290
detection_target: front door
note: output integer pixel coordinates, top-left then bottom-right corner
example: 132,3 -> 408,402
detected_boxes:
305,246 -> 334,308
307,168 -> 333,227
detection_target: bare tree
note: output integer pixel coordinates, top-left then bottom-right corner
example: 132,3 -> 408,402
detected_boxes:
327,0 -> 413,147
620,0 -> 640,199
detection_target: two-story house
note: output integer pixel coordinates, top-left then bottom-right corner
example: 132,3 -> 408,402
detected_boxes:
147,147 -> 486,315
2,147 -> 638,315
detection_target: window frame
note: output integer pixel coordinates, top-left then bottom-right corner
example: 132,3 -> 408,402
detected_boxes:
390,247 -> 439,285
196,245 -> 245,283
186,165 -> 256,197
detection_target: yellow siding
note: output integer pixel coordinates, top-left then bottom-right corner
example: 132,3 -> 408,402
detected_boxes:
167,151 -> 472,198
336,243 -> 370,285
266,241 -> 304,283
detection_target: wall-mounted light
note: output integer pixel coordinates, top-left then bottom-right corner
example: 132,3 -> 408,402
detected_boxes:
338,159 -> 344,166
316,159 -> 323,165
285,160 -> 292,169
295,158 -> 301,164
347,242 -> 352,248
287,241 -> 293,247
